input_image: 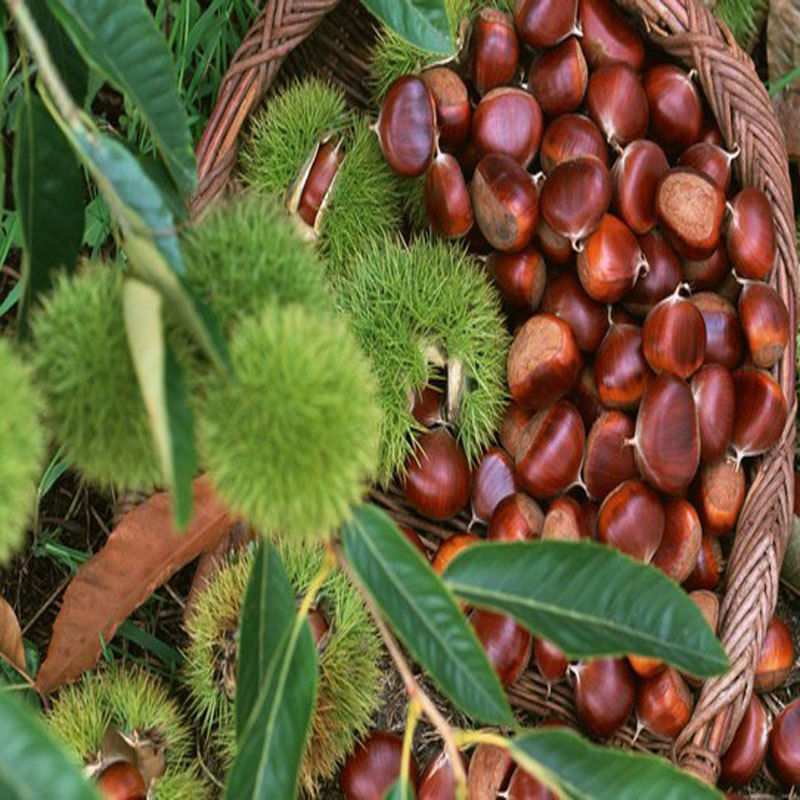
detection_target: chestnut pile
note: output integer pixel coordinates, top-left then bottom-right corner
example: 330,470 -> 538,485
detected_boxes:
368,0 -> 797,790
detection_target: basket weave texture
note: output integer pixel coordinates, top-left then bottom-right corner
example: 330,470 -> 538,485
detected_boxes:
192,0 -> 799,785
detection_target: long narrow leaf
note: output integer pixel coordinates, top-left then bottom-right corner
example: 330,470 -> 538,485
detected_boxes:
443,541 -> 729,678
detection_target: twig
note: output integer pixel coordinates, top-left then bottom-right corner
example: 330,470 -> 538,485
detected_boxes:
331,542 -> 468,796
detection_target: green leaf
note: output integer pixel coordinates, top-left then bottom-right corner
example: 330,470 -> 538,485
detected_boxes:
342,505 -> 514,726
225,543 -> 318,800
45,0 -> 195,195
361,0 -> 453,55
123,278 -> 197,528
443,541 -> 729,678
510,729 -> 723,800
13,92 -> 83,336
384,779 -> 416,800
0,692 -> 100,799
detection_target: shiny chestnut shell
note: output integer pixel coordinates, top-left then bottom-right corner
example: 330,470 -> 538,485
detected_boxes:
769,698 -> 800,787
96,762 -> 147,800
594,322 -> 653,410
425,152 -> 473,239
573,658 -> 637,737
471,446 -> 518,523
683,244 -> 730,291
470,608 -> 532,686
692,292 -> 743,370
515,0 -> 579,48
596,479 -> 665,562
432,533 -> 479,574
542,495 -> 586,541
641,293 -> 707,378
683,533 -> 723,591
418,749 -> 468,800
611,140 -> 669,235
540,113 -> 608,175
625,230 -> 682,317
500,404 -> 532,455
579,0 -> 645,70
738,281 -> 790,369
731,367 -> 787,460
586,63 -> 649,147
571,365 -> 606,429
378,76 -> 436,177
583,411 -> 636,501
726,187 -> 776,280
472,87 -> 543,168
651,498 -> 702,583
534,638 -> 569,685
636,667 -> 694,739
297,140 -> 344,228
643,65 -> 703,152
754,615 -> 795,693
488,492 -> 545,541
489,247 -> 547,310
679,142 -> 734,193
691,364 -> 735,464
528,37 -> 588,117
541,272 -> 608,352
470,8 -> 519,97
422,67 -> 471,151
341,730 -> 418,800
720,694 -> 769,787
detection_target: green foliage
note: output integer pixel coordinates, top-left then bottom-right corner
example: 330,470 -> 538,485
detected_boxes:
336,236 -> 509,482
198,304 -> 381,542
182,195 -> 332,334
400,173 -> 430,233
714,0 -> 766,46
0,339 -> 45,564
30,265 -> 163,492
184,543 -> 381,794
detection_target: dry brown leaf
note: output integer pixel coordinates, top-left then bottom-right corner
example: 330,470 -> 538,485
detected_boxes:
768,0 -> 800,159
0,596 -> 25,672
36,477 -> 236,693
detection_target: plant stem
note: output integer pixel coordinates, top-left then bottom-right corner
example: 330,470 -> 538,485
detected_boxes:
332,542 -> 469,797
401,698 -> 422,794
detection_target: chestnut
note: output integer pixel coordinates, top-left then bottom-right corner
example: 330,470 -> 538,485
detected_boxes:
694,458 -> 746,537
542,495 -> 587,541
625,230 -> 682,317
583,411 -> 636,501
539,113 -> 608,175
296,139 -> 344,229
683,590 -> 720,689
586,64 -> 649,147
738,281 -> 789,369
341,730 -> 419,800
683,533 -> 723,591
472,446 -> 518,523
515,401 -> 585,499
651,498 -> 702,583
726,187 -> 776,280
611,140 -> 669,235
471,153 -> 539,253
578,0 -> 645,70
307,608 -> 330,648
628,655 -> 664,679
634,373 -> 701,495
470,8 -> 519,97
769,698 -> 800,787
541,272 -> 608,352
411,385 -> 444,428
534,637 -> 568,686
683,244 -> 730,291
515,0 -> 578,48
507,766 -> 558,800
656,168 -> 726,260
96,762 -> 147,800
731,367 -> 787,461
636,668 -> 694,740
500,404 -> 532,455
402,429 -> 471,520
596,479 -> 664,562
571,365 -> 607,428
432,533 -> 480,575
425,152 -> 473,239
679,142 -> 735,193
467,743 -> 512,799
594,322 -> 653,410
535,216 -> 574,265
573,658 -> 637,737
507,313 -> 581,411
421,67 -> 470,151
418,749 -> 468,800
378,76 -> 437,177
528,37 -> 588,117
720,694 -> 769,787
754,614 -> 795,693
642,291 -> 707,378
400,525 -> 428,557
577,214 -> 644,303
692,292 -> 743,370
471,87 -> 543,168
691,364 -> 735,464
470,608 -> 532,686
488,492 -> 544,542
539,155 -> 612,244
489,247 -> 547,310
643,65 -> 703,152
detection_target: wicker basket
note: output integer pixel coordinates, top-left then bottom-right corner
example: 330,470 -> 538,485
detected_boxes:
191,0 -> 799,786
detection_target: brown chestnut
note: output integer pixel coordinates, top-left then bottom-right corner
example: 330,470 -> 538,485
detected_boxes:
96,762 -> 147,800
726,187 -> 776,280
754,615 -> 795,693
691,364 -> 735,464
692,292 -> 743,370
472,153 -> 539,253
738,281 -> 789,369
470,8 -> 519,97
769,698 -> 800,787
341,730 -> 418,800
642,291 -> 707,378
694,458 -> 746,537
636,667 -> 694,739
488,492 -> 545,541
378,76 -> 437,177
541,272 -> 608,352
643,65 -> 703,152
596,479 -> 664,561
472,446 -> 518,523
611,140 -> 669,235
628,655 -> 664,679
432,533 -> 480,575
583,411 -> 636,501
683,589 -> 720,687
472,87 -> 543,168
679,142 -> 735,193
586,64 -> 649,147
535,216 -> 574,265
296,139 -> 344,229
634,373 -> 700,495
528,37 -> 587,117
625,230 -> 682,317
425,152 -> 473,239
731,367 -> 787,461
573,657 -> 637,737
540,156 -> 612,244
422,67 -> 471,151
515,401 -> 585,499
411,385 -> 444,428
720,694 -> 769,787
542,496 -> 587,541
571,365 -> 607,428
507,766 -> 558,800
470,608 -> 532,686
489,247 -> 547,310
501,404 -> 533,455
656,168 -> 726,260
418,749 -> 468,800
540,113 -> 608,175
579,0 -> 645,70
577,213 -> 644,303
403,429 -> 471,520
683,244 -> 730,291
651,498 -> 702,583
307,608 -> 330,649
683,533 -> 723,591
507,313 -> 581,411
534,637 -> 568,686
594,322 -> 653,410
516,0 -> 578,48
467,743 -> 513,799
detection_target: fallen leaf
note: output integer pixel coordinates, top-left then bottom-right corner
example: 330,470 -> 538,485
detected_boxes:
768,0 -> 800,159
0,596 -> 25,672
36,477 -> 236,693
